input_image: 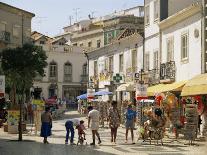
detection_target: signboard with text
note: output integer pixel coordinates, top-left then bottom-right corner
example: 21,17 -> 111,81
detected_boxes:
136,84 -> 148,100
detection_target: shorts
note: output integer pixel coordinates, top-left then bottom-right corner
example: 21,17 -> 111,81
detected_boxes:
125,120 -> 134,129
91,122 -> 99,130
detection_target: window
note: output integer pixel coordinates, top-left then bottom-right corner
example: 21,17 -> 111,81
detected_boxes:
109,56 -> 114,72
49,61 -> 57,78
153,51 -> 159,70
97,40 -> 101,48
154,0 -> 159,21
107,32 -> 113,44
73,43 -> 77,46
0,22 -> 6,31
145,5 -> 150,25
64,62 -> 72,82
181,32 -> 189,60
94,61 -> 98,76
40,40 -> 45,44
119,54 -> 124,72
80,43 -> 83,47
88,41 -> 92,47
131,49 -> 137,70
144,53 -> 150,71
83,63 -> 87,75
104,58 -> 109,71
13,25 -> 20,37
167,37 -> 174,62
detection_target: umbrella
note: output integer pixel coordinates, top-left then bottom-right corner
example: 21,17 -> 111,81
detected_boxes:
95,91 -> 113,96
76,94 -> 87,100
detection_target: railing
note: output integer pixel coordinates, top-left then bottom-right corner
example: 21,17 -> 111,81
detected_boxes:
160,61 -> 176,82
0,31 -> 10,43
148,69 -> 160,85
64,75 -> 72,82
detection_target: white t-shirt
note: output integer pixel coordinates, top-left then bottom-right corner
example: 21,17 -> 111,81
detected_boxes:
88,109 -> 99,123
69,118 -> 80,126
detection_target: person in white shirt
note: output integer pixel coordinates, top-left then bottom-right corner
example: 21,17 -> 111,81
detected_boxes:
88,106 -> 101,145
65,118 -> 80,145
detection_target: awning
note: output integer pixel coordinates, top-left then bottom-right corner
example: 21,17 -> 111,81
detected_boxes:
147,84 -> 165,96
116,82 -> 135,92
147,81 -> 187,96
181,73 -> 207,96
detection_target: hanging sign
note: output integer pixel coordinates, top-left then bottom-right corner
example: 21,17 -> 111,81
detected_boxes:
136,84 -> 148,100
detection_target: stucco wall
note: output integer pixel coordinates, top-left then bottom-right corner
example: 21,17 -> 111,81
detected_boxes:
161,13 -> 202,81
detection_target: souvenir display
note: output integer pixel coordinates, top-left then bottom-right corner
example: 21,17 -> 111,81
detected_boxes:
184,104 -> 198,144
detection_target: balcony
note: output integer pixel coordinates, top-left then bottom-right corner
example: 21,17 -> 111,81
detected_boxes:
148,69 -> 160,86
0,31 -> 10,43
80,74 -> 88,83
160,61 -> 176,83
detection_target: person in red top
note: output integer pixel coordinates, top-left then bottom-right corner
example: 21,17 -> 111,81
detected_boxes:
76,120 -> 86,140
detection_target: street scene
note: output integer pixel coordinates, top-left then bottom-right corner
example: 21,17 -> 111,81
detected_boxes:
1,0 -> 207,155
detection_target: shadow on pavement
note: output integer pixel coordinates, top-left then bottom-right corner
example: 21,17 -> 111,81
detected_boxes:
0,138 -> 115,155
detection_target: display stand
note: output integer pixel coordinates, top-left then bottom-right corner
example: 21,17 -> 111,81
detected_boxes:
184,104 -> 198,145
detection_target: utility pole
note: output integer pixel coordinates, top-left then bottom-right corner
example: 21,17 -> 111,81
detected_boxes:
69,16 -> 73,26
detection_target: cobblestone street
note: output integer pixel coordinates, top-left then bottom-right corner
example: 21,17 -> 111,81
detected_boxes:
0,111 -> 207,155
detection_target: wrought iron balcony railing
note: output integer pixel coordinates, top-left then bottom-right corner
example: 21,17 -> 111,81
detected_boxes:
0,31 -> 10,43
160,61 -> 176,82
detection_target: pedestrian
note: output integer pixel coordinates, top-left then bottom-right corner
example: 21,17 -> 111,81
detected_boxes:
40,107 -> 52,144
108,101 -> 121,144
88,106 -> 102,145
125,104 -> 137,144
65,118 -> 80,145
76,120 -> 86,140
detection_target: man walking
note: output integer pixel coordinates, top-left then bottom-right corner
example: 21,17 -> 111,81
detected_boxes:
65,118 -> 80,145
88,106 -> 102,145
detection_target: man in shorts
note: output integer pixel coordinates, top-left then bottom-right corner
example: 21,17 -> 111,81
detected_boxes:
125,104 -> 137,144
88,106 -> 102,145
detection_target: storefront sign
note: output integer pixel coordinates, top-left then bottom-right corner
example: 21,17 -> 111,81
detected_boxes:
136,84 -> 148,100
87,89 -> 95,99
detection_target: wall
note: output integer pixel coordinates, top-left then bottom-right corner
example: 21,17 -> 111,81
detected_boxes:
0,9 -> 32,49
168,0 -> 202,16
161,13 -> 202,81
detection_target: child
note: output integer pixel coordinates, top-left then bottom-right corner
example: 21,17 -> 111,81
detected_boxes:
76,120 -> 86,140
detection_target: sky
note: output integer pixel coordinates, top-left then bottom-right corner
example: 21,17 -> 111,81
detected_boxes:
1,0 -> 143,36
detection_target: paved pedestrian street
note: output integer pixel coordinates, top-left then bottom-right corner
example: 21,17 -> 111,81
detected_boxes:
0,111 -> 207,155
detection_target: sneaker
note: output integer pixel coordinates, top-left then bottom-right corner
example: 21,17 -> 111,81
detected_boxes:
65,142 -> 68,145
90,142 -> 95,145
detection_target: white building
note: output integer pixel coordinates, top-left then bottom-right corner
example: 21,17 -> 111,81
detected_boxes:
31,32 -> 87,102
144,0 -> 203,85
88,33 -> 143,101
159,3 -> 202,82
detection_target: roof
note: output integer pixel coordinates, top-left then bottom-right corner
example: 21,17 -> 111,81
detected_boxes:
0,2 -> 35,18
51,37 -> 66,44
159,2 -> 201,30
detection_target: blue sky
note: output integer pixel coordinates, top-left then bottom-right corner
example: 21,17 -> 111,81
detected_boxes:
1,0 -> 143,36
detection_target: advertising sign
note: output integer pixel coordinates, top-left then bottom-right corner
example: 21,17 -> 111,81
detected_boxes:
7,110 -> 20,126
87,89 -> 95,99
136,84 -> 148,100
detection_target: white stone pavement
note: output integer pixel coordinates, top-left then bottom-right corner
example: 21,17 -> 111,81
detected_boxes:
0,111 -> 207,155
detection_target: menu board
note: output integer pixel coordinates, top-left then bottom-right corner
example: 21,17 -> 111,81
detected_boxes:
184,104 -> 198,141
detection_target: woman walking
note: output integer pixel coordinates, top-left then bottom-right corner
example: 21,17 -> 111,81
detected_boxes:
41,107 -> 52,144
108,101 -> 121,144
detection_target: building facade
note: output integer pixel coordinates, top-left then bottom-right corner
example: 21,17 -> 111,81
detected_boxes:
144,0 -> 204,86
159,3 -> 202,82
0,2 -> 35,51
32,32 -> 87,102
